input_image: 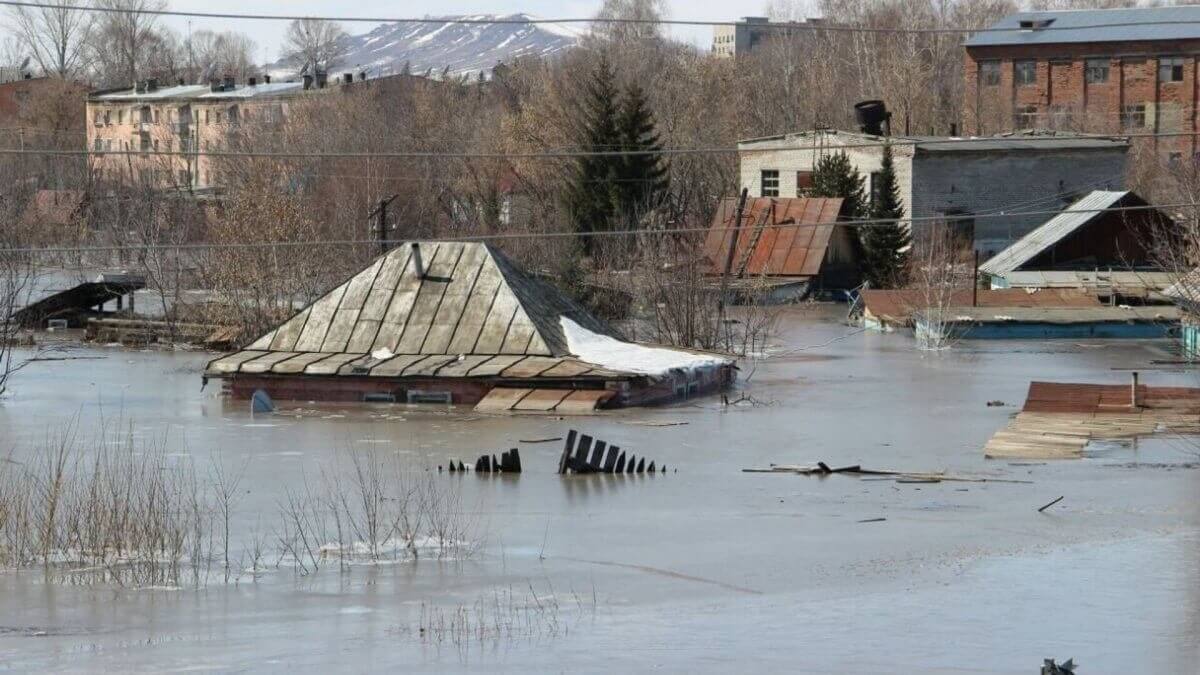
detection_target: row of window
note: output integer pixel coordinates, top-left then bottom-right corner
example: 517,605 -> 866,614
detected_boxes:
1008,102 -> 1159,129
979,56 -> 1188,87
91,103 -> 273,128
759,169 -> 885,202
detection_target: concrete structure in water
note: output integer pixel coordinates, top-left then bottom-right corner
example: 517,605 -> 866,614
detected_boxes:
205,241 -> 736,411
964,6 -> 1200,159
737,128 -> 1129,257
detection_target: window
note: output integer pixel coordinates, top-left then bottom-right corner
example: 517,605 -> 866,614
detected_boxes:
1160,56 -> 1185,82
1014,60 -> 1037,86
796,171 -> 813,194
979,60 -> 1001,86
117,110 -> 124,124
760,169 -> 779,197
1085,58 -> 1109,84
1013,105 -> 1038,128
103,110 -> 110,125
93,138 -> 102,151
1121,104 -> 1146,129
92,111 -> 102,125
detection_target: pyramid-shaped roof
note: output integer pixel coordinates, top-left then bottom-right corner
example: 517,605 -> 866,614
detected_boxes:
242,240 -> 619,358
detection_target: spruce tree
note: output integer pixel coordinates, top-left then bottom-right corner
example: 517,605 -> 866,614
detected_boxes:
615,83 -> 668,226
565,56 -> 622,253
810,151 -> 867,219
863,143 -> 911,288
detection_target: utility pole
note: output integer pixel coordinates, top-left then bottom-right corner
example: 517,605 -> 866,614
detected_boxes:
368,194 -> 399,256
718,187 -> 750,322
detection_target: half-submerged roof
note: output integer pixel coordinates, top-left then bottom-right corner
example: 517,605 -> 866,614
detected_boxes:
965,6 -> 1200,48
245,240 -> 617,358
703,197 -> 845,277
980,191 -> 1137,276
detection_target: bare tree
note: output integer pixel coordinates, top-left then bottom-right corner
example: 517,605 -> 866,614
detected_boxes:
6,0 -> 93,78
88,0 -> 166,86
592,0 -> 668,44
908,222 -> 975,351
186,29 -> 257,83
282,18 -> 346,72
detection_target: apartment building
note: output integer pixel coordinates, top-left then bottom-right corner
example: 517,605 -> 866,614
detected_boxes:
87,76 -> 304,190
738,128 -> 1128,257
964,6 -> 1200,158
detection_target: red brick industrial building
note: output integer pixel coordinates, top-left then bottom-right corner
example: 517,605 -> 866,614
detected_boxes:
964,6 -> 1200,158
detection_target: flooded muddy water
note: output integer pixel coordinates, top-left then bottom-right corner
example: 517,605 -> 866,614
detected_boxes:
2,306 -> 1199,672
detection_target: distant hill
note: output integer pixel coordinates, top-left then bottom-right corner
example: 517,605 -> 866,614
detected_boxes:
269,14 -> 584,80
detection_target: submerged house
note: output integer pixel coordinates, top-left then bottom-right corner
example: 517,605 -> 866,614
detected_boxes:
980,190 -> 1175,298
702,196 -> 862,302
204,241 -> 736,412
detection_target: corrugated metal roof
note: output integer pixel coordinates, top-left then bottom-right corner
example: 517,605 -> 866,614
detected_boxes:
965,6 -> 1200,48
738,128 -> 1128,153
979,191 -> 1129,276
703,197 -> 844,277
1023,381 -> 1200,414
998,270 -> 1176,291
938,305 -> 1179,324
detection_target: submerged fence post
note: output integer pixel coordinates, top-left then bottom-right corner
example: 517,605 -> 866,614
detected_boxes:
1131,371 -> 1140,410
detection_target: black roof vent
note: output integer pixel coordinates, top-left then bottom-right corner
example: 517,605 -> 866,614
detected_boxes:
1019,18 -> 1055,31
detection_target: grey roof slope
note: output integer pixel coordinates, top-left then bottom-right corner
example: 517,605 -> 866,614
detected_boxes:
738,128 -> 1127,152
965,6 -> 1200,48
238,240 -> 620,359
980,191 -> 1130,276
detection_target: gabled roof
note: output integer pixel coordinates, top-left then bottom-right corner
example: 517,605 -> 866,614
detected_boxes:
241,240 -> 618,359
980,191 -> 1133,276
965,6 -> 1200,48
703,197 -> 845,277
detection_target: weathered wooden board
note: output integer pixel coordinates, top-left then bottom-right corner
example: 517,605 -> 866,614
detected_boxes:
406,354 -> 461,377
467,354 -> 525,377
370,243 -> 438,352
245,330 -> 275,350
321,308 -> 361,353
473,291 -> 518,354
293,282 -> 349,352
500,314 -> 537,354
422,244 -> 486,354
304,352 -> 363,375
395,244 -> 463,354
345,319 -> 383,354
271,351 -> 335,374
241,351 -> 301,373
500,356 -> 562,378
339,258 -> 384,311
207,350 -> 268,374
447,262 -> 503,355
555,389 -> 614,413
512,388 -> 572,411
369,354 -> 432,377
268,308 -> 310,351
473,387 -> 534,412
538,359 -> 595,378
432,354 -> 495,378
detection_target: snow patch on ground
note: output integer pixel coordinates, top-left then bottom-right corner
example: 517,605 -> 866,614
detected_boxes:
560,317 -> 730,377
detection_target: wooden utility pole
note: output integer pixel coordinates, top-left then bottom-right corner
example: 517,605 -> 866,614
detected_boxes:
368,194 -> 399,256
718,188 -> 750,321
973,249 -> 979,307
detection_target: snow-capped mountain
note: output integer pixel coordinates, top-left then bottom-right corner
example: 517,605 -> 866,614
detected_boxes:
270,14 -> 584,80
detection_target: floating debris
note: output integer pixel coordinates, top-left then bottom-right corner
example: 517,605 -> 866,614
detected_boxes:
742,462 -> 1031,484
518,437 -> 563,444
445,448 -> 521,474
556,430 -> 666,475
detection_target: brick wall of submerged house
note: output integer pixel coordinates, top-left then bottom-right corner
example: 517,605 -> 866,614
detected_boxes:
964,7 -> 1200,159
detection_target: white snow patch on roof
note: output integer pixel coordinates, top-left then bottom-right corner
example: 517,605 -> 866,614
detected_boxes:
560,317 -> 730,377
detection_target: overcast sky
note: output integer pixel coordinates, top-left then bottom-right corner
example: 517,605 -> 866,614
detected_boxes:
164,0 -> 771,61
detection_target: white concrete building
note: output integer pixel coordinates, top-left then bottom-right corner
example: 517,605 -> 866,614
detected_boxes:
737,129 -> 1130,257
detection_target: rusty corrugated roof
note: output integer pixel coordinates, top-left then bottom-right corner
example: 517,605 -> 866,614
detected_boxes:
1023,381 -> 1200,414
704,197 -> 844,277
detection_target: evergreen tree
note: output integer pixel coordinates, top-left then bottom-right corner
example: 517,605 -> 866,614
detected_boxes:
614,83 -> 668,225
565,56 -> 622,253
862,143 -> 911,288
810,151 -> 867,219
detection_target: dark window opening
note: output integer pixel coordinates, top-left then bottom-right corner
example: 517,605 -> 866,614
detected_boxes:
796,170 -> 813,195
760,169 -> 779,197
1014,60 -> 1037,86
1085,58 -> 1109,84
1160,56 -> 1185,83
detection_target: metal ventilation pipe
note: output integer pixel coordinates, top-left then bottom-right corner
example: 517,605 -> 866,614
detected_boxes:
411,243 -> 424,278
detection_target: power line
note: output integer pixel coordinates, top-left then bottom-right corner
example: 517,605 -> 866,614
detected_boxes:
1,129 -> 1177,159
6,201 -> 1191,255
1,0 -> 1197,37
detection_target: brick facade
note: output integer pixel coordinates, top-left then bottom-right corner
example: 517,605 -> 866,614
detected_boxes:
965,40 -> 1200,157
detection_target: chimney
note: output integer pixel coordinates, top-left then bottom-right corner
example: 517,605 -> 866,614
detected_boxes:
147,77 -> 158,91
853,100 -> 891,137
223,76 -> 235,90
315,70 -> 328,89
264,74 -> 271,84
177,78 -> 184,86
411,243 -> 424,278
135,80 -> 146,93
359,71 -> 367,81
248,76 -> 257,86
302,74 -> 313,90
210,79 -> 221,92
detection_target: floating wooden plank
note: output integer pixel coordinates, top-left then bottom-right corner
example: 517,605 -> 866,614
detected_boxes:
473,387 -> 534,412
512,389 -> 572,412
555,389 -> 614,414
